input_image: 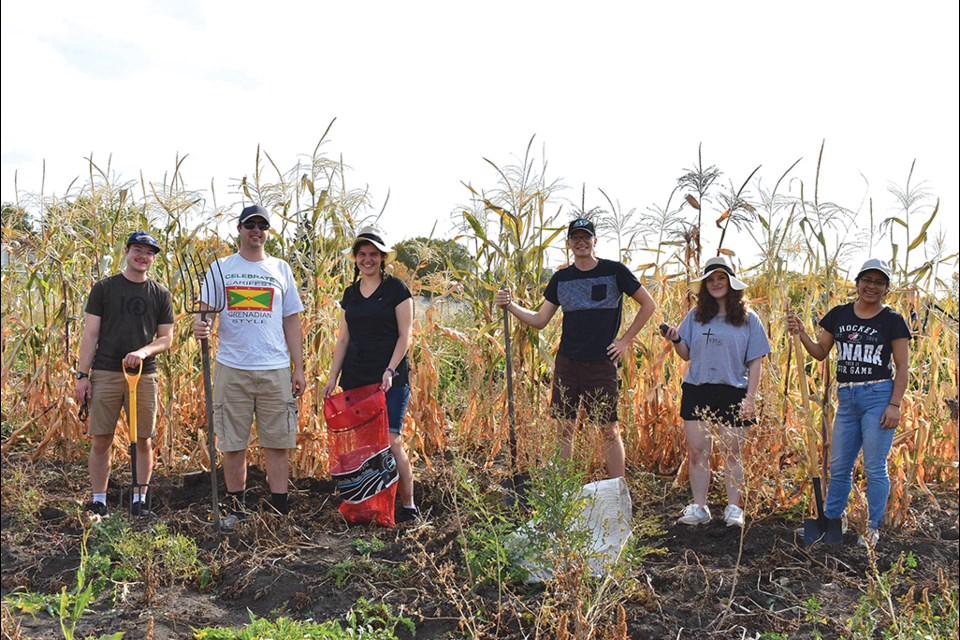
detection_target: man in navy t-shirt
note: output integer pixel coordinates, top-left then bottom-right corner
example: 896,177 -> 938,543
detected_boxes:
495,218 -> 657,477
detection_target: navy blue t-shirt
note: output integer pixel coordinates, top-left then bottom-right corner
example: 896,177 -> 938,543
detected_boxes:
543,259 -> 642,361
339,275 -> 413,389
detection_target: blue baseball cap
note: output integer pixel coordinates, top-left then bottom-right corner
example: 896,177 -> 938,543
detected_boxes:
125,231 -> 161,254
568,218 -> 596,237
238,204 -> 271,225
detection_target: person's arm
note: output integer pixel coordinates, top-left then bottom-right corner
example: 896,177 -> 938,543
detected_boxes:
283,313 -> 306,397
880,337 -> 909,429
608,285 -> 657,361
495,289 -> 558,330
123,323 -> 174,368
192,302 -> 219,340
660,321 -> 690,360
324,314 -> 350,398
382,298 -> 414,392
75,313 -> 101,402
740,357 -> 763,419
786,312 -> 833,361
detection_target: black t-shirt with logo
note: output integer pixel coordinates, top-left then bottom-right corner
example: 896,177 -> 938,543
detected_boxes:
543,259 -> 642,361
819,303 -> 910,383
339,275 -> 413,390
85,273 -> 175,374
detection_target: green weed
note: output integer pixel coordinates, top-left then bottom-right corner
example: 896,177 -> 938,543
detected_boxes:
192,597 -> 415,639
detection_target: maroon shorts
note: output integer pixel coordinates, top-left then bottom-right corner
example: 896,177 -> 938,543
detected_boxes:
550,353 -> 619,424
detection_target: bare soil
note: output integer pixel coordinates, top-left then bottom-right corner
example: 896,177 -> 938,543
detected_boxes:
2,454 -> 958,639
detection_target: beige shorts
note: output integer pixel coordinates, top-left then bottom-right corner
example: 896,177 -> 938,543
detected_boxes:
213,363 -> 298,451
88,370 -> 158,439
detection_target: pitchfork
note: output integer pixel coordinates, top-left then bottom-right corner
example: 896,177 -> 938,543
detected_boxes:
178,253 -> 226,532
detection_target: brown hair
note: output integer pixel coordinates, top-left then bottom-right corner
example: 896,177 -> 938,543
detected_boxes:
694,287 -> 748,327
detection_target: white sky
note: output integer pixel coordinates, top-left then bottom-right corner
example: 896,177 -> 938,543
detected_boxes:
2,1 -> 958,277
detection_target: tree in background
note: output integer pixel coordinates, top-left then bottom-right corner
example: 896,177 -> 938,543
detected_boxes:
394,237 -> 472,278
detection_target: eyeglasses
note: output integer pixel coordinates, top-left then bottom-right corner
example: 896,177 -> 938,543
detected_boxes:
569,234 -> 593,243
859,277 -> 888,287
241,221 -> 269,231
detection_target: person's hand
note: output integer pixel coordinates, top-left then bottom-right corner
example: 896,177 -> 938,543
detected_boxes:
322,379 -> 338,398
495,289 -> 512,309
291,368 -> 306,398
607,338 -> 630,362
193,316 -> 212,340
123,350 -> 147,368
880,403 -> 901,430
75,378 -> 92,403
740,395 -> 757,420
381,369 -> 394,392
785,312 -> 803,336
660,324 -> 680,343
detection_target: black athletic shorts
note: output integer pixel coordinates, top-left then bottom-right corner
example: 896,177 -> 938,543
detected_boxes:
680,382 -> 755,428
551,353 -> 619,423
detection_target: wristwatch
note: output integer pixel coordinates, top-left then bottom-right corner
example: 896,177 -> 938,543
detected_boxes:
76,371 -> 89,380
671,337 -> 682,344
385,367 -> 396,378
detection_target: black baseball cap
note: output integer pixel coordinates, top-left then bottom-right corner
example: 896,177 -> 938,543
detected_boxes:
125,231 -> 161,254
238,204 -> 271,225
568,218 -> 596,237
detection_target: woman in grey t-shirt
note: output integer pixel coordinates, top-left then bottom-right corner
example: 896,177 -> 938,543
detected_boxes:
661,257 -> 771,528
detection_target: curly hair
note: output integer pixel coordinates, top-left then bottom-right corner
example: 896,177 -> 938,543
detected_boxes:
694,287 -> 748,326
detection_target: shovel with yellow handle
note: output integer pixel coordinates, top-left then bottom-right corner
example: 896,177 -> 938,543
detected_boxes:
123,359 -> 150,516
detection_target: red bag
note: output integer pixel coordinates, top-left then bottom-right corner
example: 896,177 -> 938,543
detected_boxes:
324,383 -> 398,527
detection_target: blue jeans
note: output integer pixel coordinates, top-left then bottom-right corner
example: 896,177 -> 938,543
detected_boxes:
385,384 -> 410,434
824,379 -> 896,529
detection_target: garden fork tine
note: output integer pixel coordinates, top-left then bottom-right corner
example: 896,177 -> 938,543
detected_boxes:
178,252 -> 226,532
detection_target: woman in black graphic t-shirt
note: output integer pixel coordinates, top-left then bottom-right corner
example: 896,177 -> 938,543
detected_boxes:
324,225 -> 419,522
787,259 -> 910,546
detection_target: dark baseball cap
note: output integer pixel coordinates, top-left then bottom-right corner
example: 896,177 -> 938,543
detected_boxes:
568,218 -> 596,237
125,231 -> 161,254
238,204 -> 271,225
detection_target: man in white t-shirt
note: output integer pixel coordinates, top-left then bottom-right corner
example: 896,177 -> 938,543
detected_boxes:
193,205 -> 305,529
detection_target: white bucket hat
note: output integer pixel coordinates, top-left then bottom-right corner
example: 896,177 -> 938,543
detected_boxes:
343,224 -> 397,266
690,256 -> 748,293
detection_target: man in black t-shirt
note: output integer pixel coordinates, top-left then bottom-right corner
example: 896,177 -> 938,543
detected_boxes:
75,232 -> 174,516
495,219 -> 657,478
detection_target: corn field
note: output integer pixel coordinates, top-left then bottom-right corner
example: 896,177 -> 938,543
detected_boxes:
2,137 -> 958,531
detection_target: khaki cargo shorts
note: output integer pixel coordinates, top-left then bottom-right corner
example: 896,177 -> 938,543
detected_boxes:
213,363 -> 298,451
88,370 -> 159,439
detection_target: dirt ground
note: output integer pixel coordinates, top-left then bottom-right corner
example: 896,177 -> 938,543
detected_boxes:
2,453 -> 958,639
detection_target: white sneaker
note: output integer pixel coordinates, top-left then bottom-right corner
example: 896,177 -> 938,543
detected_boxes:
857,528 -> 880,547
723,504 -> 745,528
678,503 -> 711,525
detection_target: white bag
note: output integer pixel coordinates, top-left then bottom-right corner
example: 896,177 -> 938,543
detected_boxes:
510,476 -> 633,583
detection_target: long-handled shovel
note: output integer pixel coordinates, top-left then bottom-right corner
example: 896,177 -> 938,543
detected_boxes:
179,253 -> 226,532
504,307 -> 518,470
123,360 -> 149,514
794,331 -> 842,546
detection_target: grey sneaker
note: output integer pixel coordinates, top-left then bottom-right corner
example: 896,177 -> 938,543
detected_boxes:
857,528 -> 880,547
723,504 -> 745,528
221,513 -> 242,532
678,503 -> 711,526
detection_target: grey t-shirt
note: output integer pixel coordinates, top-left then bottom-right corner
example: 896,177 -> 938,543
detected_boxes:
678,308 -> 771,388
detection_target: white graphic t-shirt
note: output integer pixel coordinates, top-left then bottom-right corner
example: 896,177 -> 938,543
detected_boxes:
201,254 -> 304,370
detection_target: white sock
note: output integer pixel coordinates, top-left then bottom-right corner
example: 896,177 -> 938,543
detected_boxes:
93,493 -> 107,505
133,493 -> 144,503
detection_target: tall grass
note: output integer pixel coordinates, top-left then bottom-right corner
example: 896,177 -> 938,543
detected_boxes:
2,135 -> 957,527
